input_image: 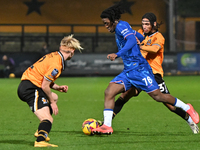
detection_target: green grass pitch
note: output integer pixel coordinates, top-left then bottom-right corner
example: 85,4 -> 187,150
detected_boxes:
0,76 -> 200,150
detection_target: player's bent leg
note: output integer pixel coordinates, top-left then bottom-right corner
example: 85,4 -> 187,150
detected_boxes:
34,107 -> 54,145
104,83 -> 125,109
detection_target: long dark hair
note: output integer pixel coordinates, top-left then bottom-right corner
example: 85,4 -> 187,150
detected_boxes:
142,12 -> 163,31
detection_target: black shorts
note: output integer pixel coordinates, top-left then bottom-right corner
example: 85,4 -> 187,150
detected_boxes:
154,73 -> 170,94
17,80 -> 52,113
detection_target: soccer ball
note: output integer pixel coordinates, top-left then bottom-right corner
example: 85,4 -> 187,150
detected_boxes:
9,73 -> 15,78
82,118 -> 99,135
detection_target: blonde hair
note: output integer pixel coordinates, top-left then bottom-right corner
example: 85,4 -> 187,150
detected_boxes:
60,35 -> 83,52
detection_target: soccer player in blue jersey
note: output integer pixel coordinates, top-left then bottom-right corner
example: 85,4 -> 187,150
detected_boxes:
92,2 -> 199,135
111,12 -> 199,134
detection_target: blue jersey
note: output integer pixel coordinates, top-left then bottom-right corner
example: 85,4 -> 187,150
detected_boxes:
115,20 -> 147,72
110,20 -> 159,93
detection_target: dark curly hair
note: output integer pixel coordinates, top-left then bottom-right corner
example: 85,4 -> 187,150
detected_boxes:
100,1 -> 127,23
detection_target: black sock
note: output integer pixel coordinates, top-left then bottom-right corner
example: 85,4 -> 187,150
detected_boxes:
36,120 -> 52,142
113,97 -> 127,119
50,106 -> 53,115
173,108 -> 189,121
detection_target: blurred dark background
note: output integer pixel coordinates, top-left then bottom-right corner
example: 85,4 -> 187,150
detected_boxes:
0,0 -> 200,77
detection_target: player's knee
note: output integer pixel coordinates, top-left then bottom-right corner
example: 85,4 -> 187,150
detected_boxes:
52,92 -> 58,103
104,88 -> 110,97
104,87 -> 114,99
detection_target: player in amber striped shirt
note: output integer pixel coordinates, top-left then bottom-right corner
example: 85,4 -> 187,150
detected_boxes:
111,13 -> 199,134
138,28 -> 164,77
17,35 -> 83,147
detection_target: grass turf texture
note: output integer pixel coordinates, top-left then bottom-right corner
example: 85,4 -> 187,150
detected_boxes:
0,76 -> 200,150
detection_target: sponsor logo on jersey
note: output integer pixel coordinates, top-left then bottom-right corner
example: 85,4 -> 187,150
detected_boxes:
51,68 -> 59,76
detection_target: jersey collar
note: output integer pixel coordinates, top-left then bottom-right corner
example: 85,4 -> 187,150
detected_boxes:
58,51 -> 65,71
144,30 -> 158,37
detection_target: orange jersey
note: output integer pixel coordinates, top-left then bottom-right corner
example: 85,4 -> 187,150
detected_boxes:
138,29 -> 165,77
21,51 -> 65,87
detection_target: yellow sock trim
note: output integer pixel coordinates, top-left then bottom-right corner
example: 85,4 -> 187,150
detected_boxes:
38,130 -> 48,135
38,134 -> 46,139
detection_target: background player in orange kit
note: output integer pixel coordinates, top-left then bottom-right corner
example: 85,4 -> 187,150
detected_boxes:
17,35 -> 83,147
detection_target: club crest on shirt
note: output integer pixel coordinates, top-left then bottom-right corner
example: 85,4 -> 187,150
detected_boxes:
51,68 -> 59,76
147,39 -> 151,45
42,98 -> 48,104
